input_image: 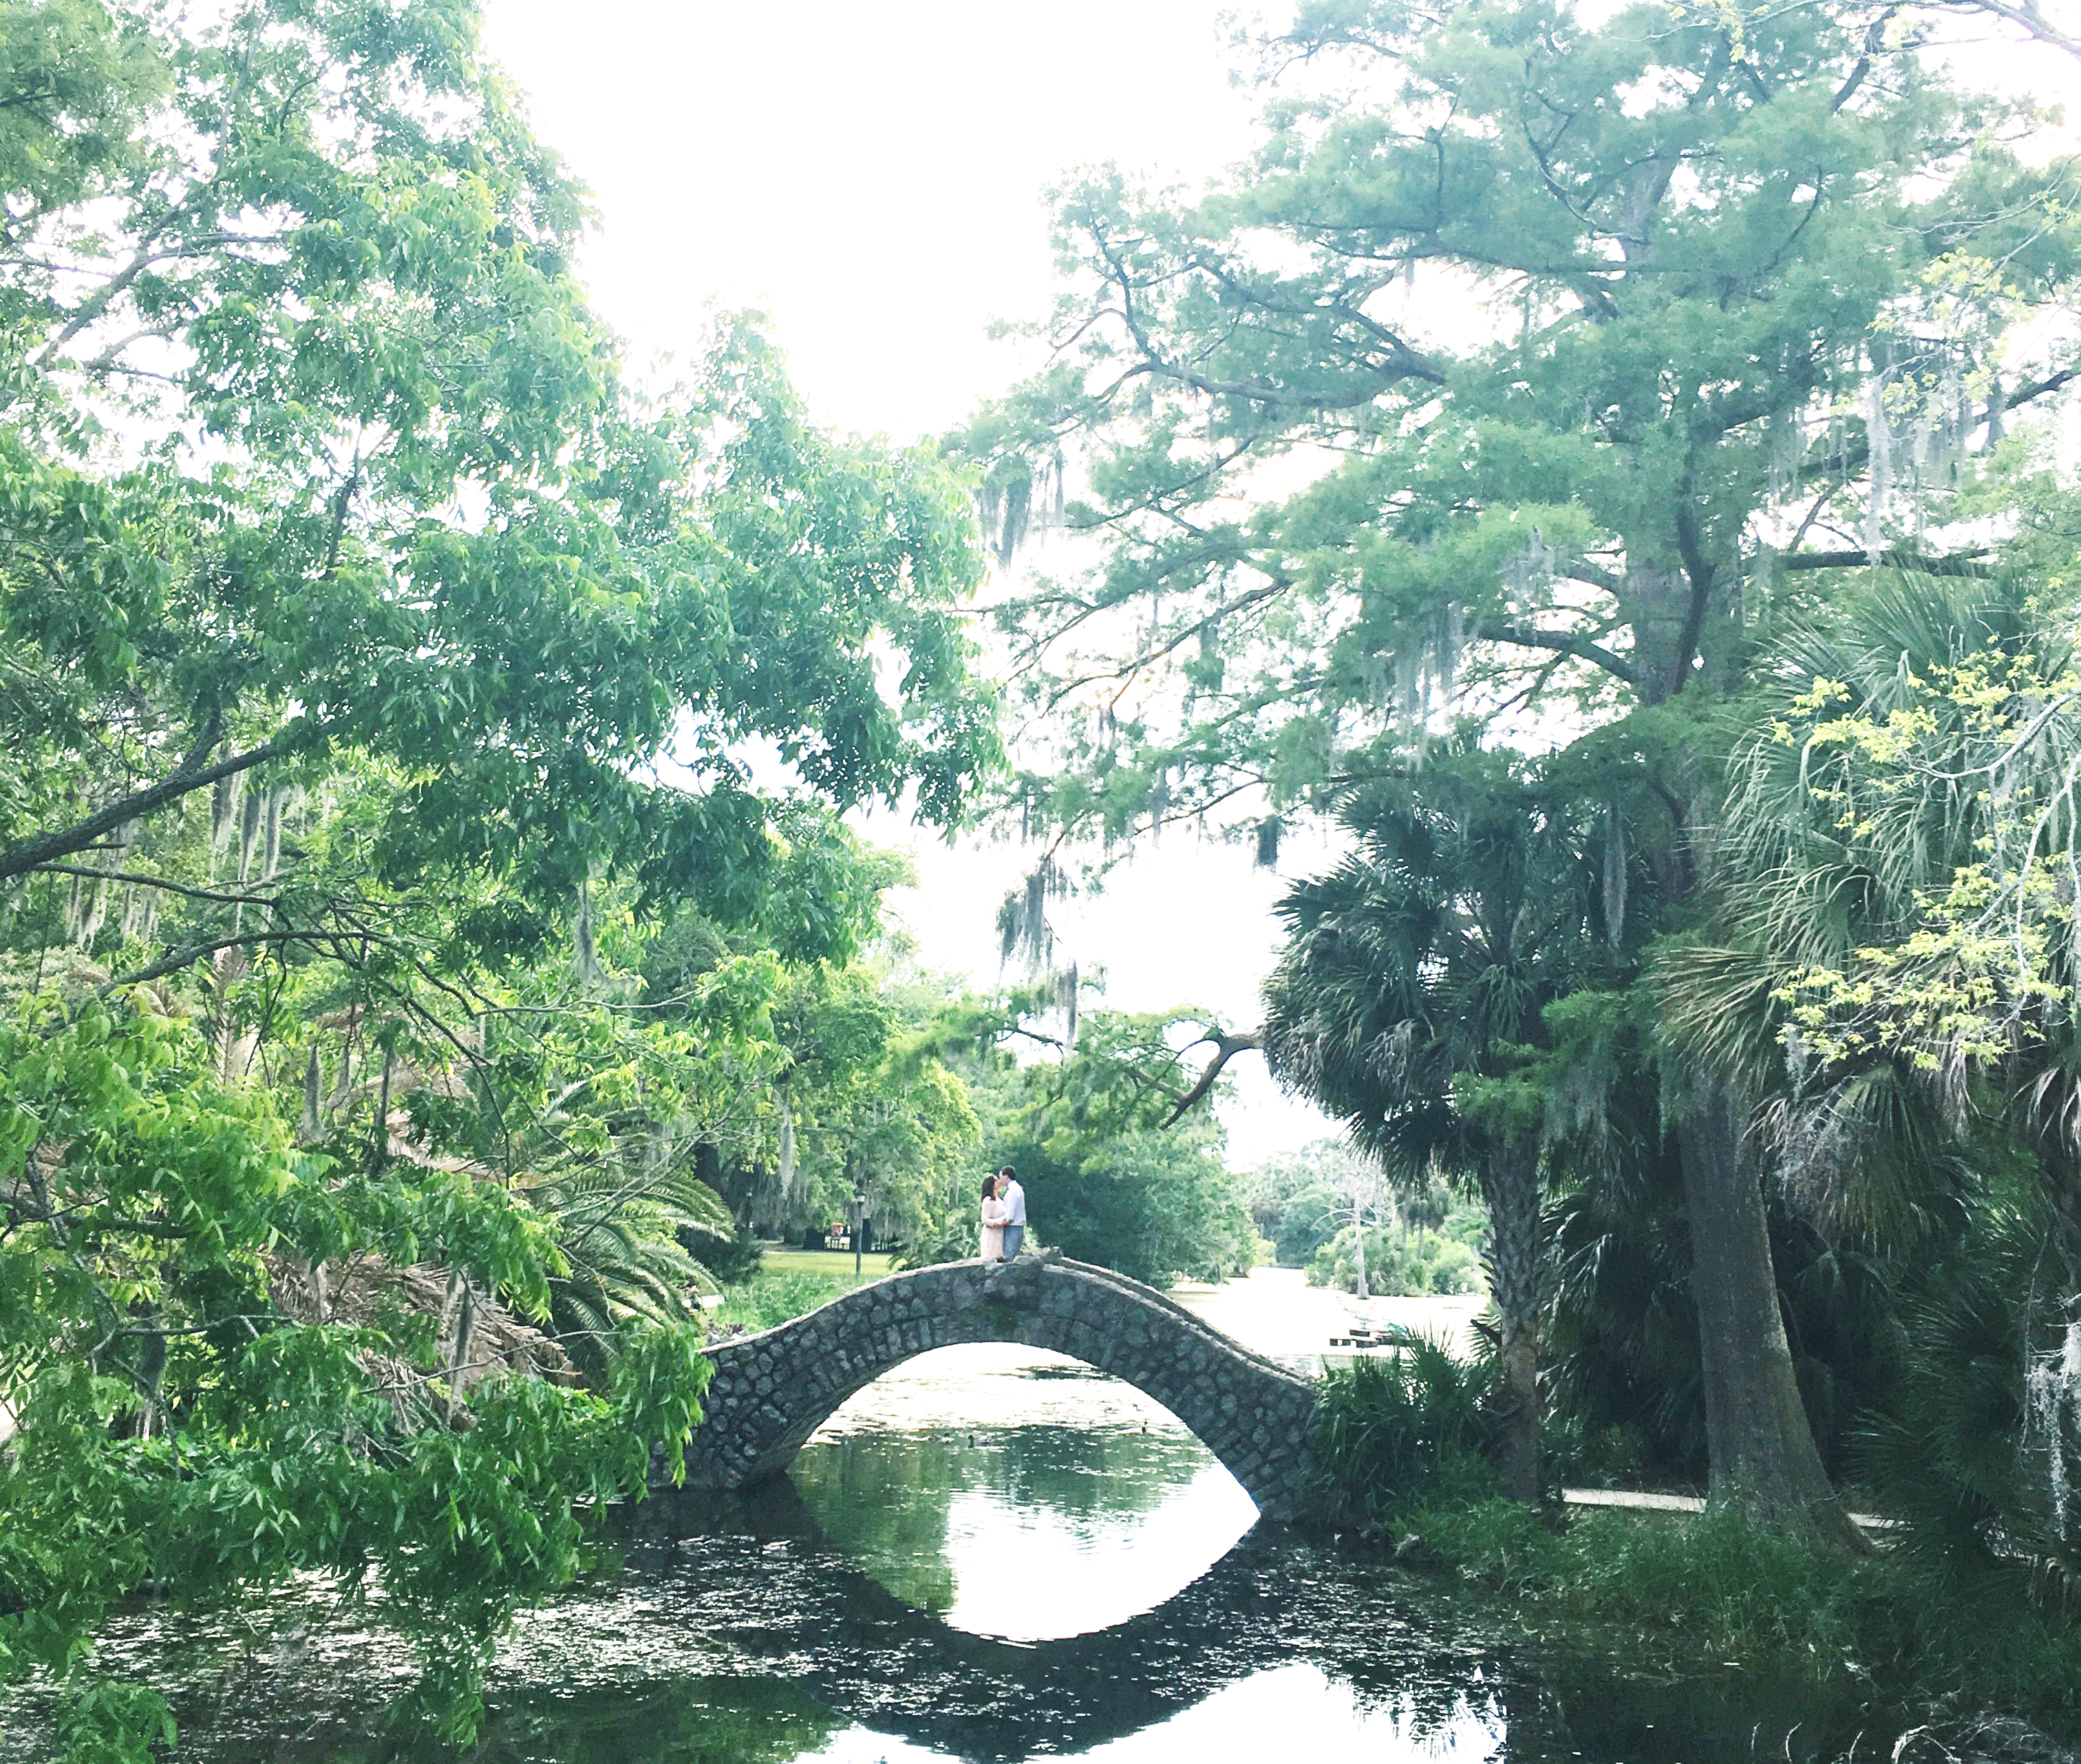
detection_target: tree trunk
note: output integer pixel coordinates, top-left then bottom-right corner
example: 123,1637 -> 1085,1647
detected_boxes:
1482,1141 -> 1544,1505
442,1272 -> 478,1423
1351,1192 -> 1369,1300
1676,1075 -> 1864,1549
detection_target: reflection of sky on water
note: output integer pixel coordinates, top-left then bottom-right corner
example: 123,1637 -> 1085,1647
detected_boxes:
782,1346 -> 1511,1759
938,1457 -> 1258,1639
796,1667 -> 1506,1763
793,1344 -> 1259,1639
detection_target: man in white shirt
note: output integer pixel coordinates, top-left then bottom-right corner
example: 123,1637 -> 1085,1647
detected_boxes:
996,1165 -> 1026,1260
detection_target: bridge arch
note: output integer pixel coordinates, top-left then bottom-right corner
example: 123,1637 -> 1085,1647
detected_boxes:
675,1255 -> 1321,1521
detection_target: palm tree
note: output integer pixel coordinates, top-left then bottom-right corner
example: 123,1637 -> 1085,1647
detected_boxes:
1263,746 -> 1614,1503
1674,570 -> 2081,1269
522,1144 -> 736,1384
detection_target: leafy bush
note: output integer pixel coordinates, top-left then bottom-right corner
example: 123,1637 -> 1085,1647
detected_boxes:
1310,1331 -> 1498,1529
1400,1498 -> 1869,1658
1395,1496 -> 2081,1741
696,1225 -> 766,1287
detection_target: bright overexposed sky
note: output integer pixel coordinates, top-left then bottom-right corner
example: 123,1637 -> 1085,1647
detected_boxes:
478,0 -> 1333,1161
480,1 -> 1258,438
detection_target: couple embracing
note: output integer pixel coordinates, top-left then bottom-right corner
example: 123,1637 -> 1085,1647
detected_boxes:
978,1165 -> 1026,1262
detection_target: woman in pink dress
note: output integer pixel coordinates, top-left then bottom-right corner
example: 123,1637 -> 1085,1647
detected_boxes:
979,1173 -> 1010,1260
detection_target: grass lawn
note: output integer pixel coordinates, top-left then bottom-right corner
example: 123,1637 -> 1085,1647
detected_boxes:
758,1247 -> 895,1282
707,1247 -> 898,1335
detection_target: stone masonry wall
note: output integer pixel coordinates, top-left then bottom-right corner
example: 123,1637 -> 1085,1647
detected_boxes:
668,1253 -> 1322,1522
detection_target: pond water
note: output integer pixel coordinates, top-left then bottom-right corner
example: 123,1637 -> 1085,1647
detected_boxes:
14,1344 -> 1886,1763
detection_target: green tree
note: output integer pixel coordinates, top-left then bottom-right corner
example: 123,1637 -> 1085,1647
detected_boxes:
889,991 -> 1261,1284
1,0 -> 996,928
1665,563 -> 2081,1562
724,957 -> 985,1252
1246,1141 -> 1366,1267
990,1118 -> 1259,1287
961,0 -> 2081,1536
1308,1220 -> 1483,1296
0,1002 -> 711,1753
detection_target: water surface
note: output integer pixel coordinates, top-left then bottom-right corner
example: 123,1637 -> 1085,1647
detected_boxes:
10,1342 -> 1889,1762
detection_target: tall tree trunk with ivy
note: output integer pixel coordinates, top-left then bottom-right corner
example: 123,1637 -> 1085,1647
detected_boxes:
1677,1077 -> 1863,1547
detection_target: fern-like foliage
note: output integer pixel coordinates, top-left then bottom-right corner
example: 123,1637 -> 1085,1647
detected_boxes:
520,1151 -> 736,1385
1856,1196 -> 2081,1616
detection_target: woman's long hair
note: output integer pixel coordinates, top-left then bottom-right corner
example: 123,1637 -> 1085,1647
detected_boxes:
980,1174 -> 998,1201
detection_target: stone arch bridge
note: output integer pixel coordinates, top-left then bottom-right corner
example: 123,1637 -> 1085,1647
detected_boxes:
674,1253 -> 1323,1521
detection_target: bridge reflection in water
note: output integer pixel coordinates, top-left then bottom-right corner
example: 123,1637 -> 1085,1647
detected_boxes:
619,1433 -> 1513,1764
789,1343 -> 1260,1639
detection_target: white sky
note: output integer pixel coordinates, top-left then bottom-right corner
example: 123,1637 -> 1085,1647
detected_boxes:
478,0 -> 1333,1162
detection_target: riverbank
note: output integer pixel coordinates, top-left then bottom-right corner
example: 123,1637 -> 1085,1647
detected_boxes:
1303,1347 -> 2081,1762
1394,1497 -> 2081,1761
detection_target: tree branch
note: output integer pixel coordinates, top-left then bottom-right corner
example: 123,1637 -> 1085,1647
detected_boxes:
1778,544 -> 1991,575
0,720 -> 306,884
1162,1027 -> 1264,1126
1943,0 -> 2081,61
103,927 -> 334,992
28,863 -> 281,907
1474,619 -> 1638,688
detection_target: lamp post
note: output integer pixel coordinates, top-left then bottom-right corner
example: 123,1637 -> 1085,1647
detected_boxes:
849,1187 -> 866,1281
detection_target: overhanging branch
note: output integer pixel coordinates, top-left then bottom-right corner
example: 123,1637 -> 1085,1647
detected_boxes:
0,722 -> 301,885
1475,619 -> 1639,688
1777,545 -> 1991,575
1163,1026 -> 1265,1126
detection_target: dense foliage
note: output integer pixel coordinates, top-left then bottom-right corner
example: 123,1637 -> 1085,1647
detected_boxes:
17,0 -> 2081,1753
1245,1136 -> 1484,1291
1308,1218 -> 1483,1298
0,0 -> 1001,1754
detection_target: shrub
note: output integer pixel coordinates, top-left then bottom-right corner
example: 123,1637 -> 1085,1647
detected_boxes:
1310,1330 -> 1498,1528
697,1226 -> 766,1287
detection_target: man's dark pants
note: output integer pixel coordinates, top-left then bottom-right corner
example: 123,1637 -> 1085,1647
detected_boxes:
1001,1224 -> 1025,1260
